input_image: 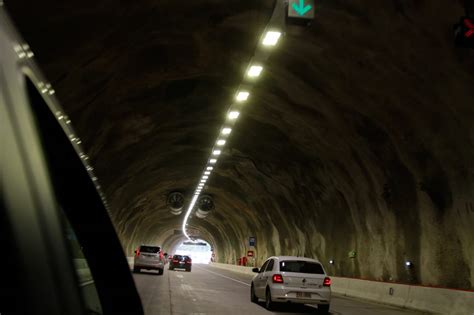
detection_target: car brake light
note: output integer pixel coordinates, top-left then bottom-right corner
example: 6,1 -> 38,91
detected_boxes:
323,277 -> 331,287
173,259 -> 178,263
135,248 -> 140,257
272,274 -> 284,283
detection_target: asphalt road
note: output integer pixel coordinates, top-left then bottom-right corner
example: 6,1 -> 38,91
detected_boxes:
132,264 -> 427,315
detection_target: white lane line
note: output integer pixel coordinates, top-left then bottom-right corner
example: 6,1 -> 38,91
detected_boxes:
196,266 -> 251,287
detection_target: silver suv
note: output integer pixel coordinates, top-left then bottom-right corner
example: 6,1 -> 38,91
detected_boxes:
251,256 -> 331,313
133,245 -> 165,275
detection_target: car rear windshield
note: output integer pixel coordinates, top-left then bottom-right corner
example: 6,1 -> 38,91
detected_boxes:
173,255 -> 183,259
140,246 -> 160,253
279,260 -> 324,274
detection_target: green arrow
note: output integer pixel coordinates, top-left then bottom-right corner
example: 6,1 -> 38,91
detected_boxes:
292,0 -> 312,16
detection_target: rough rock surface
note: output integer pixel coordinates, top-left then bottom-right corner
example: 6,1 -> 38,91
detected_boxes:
7,0 -> 474,289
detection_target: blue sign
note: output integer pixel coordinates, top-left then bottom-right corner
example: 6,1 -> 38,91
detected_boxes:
249,237 -> 256,247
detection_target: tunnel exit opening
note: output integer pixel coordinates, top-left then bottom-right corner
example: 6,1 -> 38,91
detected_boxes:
175,239 -> 212,264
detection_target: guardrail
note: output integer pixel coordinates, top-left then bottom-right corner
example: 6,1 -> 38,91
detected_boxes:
210,263 -> 474,315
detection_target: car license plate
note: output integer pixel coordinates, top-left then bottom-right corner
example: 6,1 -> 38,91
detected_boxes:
179,261 -> 185,264
296,292 -> 311,298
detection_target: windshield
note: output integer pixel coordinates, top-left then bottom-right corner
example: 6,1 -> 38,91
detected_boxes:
279,261 -> 325,274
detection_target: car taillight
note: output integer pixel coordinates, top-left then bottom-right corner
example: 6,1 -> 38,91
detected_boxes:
323,277 -> 331,287
135,249 -> 140,257
173,259 -> 178,263
272,274 -> 284,283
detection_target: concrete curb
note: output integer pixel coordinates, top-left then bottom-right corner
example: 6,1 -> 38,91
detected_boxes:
210,263 -> 474,315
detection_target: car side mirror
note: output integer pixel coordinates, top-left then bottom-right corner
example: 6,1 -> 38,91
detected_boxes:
252,267 -> 259,273
134,250 -> 137,254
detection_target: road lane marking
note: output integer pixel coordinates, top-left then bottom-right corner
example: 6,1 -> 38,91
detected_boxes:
176,274 -> 183,278
196,266 -> 250,287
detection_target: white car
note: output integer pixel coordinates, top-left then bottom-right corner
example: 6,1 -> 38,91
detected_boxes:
250,256 -> 331,313
133,245 -> 165,275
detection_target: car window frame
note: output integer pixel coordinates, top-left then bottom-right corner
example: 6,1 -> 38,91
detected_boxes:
259,260 -> 270,273
265,259 -> 275,272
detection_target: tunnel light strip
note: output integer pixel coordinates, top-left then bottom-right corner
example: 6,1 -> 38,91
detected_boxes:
182,194 -> 200,239
182,0 -> 286,240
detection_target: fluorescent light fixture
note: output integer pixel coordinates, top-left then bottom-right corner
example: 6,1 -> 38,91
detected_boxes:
182,194 -> 200,239
228,111 -> 240,120
207,166 -> 213,171
204,171 -> 211,175
221,128 -> 232,135
248,65 -> 263,77
200,179 -> 206,183
213,150 -> 221,156
210,159 -> 217,164
236,91 -> 249,102
203,176 -> 209,179
216,139 -> 226,146
262,31 -> 281,46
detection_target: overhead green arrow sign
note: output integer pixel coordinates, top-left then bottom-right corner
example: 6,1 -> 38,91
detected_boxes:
292,0 -> 312,16
288,0 -> 315,20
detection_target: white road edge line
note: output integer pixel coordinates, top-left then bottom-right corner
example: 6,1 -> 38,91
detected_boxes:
196,266 -> 251,287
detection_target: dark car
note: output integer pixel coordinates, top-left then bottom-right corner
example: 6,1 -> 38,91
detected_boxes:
169,255 -> 192,272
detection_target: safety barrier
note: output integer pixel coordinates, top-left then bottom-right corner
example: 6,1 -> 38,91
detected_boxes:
210,263 -> 474,315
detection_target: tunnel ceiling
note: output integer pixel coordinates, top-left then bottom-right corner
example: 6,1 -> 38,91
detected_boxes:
7,0 -> 474,289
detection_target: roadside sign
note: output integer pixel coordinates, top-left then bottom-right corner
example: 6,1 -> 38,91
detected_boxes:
247,250 -> 254,257
249,236 -> 256,247
288,0 -> 315,20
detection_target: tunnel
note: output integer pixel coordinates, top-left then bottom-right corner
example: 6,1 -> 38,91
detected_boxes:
5,0 -> 474,299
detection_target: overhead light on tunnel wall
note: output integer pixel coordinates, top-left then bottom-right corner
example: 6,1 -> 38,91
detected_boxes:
236,91 -> 249,102
247,65 -> 263,77
221,128 -> 232,135
202,175 -> 209,179
262,31 -> 281,46
204,171 -> 211,175
212,150 -> 221,156
329,260 -> 335,265
228,111 -> 240,120
209,159 -> 217,164
216,139 -> 226,146
207,166 -> 214,171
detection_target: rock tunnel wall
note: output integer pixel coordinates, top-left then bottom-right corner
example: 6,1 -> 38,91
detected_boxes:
6,0 -> 474,289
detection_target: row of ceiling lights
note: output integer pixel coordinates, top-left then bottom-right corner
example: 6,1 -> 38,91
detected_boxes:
182,30 -> 283,239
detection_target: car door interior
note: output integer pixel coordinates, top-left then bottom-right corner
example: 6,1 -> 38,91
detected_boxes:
0,8 -> 144,314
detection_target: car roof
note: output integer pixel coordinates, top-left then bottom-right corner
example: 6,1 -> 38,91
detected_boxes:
267,256 -> 322,263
